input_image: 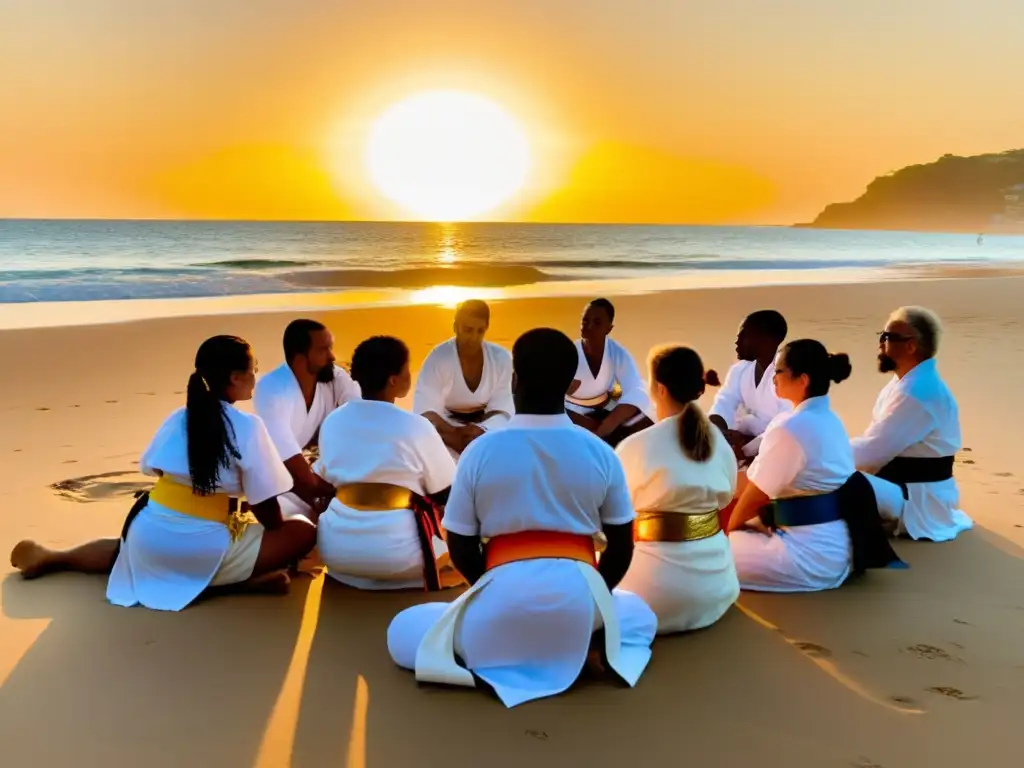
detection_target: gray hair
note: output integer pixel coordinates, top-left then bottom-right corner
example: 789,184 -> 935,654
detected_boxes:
888,305 -> 942,359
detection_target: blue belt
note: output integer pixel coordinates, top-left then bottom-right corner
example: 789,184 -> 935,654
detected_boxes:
766,490 -> 842,527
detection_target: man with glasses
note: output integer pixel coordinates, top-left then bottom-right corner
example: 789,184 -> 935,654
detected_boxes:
851,306 -> 972,541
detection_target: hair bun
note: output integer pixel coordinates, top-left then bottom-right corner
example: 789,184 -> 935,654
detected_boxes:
704,369 -> 721,387
827,353 -> 852,384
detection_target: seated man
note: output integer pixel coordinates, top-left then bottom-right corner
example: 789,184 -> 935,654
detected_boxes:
253,319 -> 361,514
565,298 -> 654,447
852,306 -> 973,541
414,299 -> 514,460
709,309 -> 791,461
314,335 -> 459,590
387,327 -> 657,708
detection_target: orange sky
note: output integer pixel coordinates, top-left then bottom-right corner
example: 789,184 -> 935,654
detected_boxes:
2,0 -> 1022,225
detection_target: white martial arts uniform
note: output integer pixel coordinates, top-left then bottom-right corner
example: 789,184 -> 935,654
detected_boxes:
314,400 -> 457,590
615,417 -> 740,634
728,396 -> 856,593
852,358 -> 972,541
413,339 -> 515,458
386,414 -> 657,708
106,405 -> 294,611
253,362 -> 361,514
709,359 -> 792,457
566,338 -> 654,426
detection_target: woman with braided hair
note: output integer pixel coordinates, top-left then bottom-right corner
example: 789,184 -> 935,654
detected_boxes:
614,345 -> 740,634
10,335 -> 317,610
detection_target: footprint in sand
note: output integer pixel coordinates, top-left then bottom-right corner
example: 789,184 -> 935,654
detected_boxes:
994,472 -> 1013,478
953,618 -> 971,625
904,644 -> 959,662
793,642 -> 832,658
962,447 -> 973,452
524,730 -> 549,741
35,407 -> 50,412
137,392 -> 156,396
926,686 -> 978,701
105,400 -> 118,404
889,695 -> 917,706
13,448 -> 22,453
50,469 -> 151,503
851,758 -> 885,768
960,459 -> 976,465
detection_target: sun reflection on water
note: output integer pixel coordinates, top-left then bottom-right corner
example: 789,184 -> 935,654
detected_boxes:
435,223 -> 461,265
408,285 -> 502,308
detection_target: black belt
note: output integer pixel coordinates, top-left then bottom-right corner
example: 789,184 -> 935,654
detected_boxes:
876,455 -> 954,499
761,491 -> 843,528
447,409 -> 486,424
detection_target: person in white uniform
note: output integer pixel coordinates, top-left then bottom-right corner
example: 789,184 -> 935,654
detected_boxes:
615,345 -> 740,634
852,306 -> 972,541
253,319 -> 361,514
727,339 -> 902,593
414,300 -> 514,460
10,335 -> 318,610
566,298 -> 655,448
709,310 -> 792,461
387,327 -> 657,708
314,335 -> 459,591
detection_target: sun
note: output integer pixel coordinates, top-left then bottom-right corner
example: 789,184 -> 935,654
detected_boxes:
365,90 -> 531,221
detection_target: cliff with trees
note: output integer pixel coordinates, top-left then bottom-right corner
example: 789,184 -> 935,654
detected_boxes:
797,149 -> 1024,233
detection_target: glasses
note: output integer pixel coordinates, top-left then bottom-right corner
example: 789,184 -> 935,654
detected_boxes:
878,331 -> 913,344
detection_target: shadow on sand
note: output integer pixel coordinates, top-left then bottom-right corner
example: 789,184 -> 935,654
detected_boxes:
2,528 -> 1023,767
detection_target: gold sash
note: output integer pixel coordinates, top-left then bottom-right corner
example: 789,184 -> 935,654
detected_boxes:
634,510 -> 721,543
335,482 -> 415,511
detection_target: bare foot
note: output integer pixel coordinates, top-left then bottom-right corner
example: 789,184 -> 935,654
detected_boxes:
10,540 -> 56,579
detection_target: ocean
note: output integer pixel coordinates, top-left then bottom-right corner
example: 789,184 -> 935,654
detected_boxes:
0,219 -> 1021,304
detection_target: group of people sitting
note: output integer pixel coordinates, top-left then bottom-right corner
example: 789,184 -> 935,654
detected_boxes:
9,297 -> 972,708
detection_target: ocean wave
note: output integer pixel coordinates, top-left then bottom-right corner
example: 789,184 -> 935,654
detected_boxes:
190,258 -> 323,270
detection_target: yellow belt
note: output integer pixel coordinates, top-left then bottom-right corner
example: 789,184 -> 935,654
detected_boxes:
335,482 -> 415,511
634,510 -> 721,543
149,476 -> 253,541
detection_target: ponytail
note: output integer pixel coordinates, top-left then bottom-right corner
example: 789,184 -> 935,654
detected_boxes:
186,336 -> 251,495
678,401 -> 714,463
648,345 -> 720,464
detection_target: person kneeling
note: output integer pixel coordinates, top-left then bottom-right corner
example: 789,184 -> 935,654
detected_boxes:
10,336 -> 318,610
726,340 -> 902,593
386,328 -> 657,708
314,336 -> 459,590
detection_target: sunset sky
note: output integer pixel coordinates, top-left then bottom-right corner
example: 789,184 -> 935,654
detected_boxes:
2,0 -> 1022,225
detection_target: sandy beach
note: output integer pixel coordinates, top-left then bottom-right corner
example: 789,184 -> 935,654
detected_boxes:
2,275 -> 1023,767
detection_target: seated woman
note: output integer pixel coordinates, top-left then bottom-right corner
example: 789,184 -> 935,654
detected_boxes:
615,346 -> 740,634
10,335 -> 318,611
566,298 -> 655,447
314,335 -> 459,591
726,340 -> 901,592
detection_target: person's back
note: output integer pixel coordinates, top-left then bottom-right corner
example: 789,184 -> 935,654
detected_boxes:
314,337 -> 456,591
12,335 -> 316,611
448,419 -> 622,539
386,327 -> 657,708
615,345 -> 740,633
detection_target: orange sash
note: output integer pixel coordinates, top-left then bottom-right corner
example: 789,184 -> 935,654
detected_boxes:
484,531 -> 597,571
